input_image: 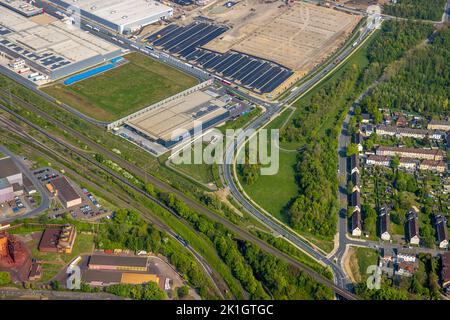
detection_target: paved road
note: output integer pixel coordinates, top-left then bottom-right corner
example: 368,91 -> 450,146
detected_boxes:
0,99 -> 358,300
0,146 -> 50,223
0,288 -> 123,300
221,22 -> 376,293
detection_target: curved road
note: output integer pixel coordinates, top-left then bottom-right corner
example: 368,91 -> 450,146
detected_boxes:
0,146 -> 50,223
221,22 -> 377,292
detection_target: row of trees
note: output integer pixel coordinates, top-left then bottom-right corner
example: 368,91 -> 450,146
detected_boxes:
105,282 -> 166,300
160,192 -> 333,300
96,209 -> 214,299
283,65 -> 361,238
383,0 -> 447,21
239,241 -> 334,300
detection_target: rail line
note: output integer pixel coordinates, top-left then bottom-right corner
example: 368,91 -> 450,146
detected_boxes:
0,95 -> 358,300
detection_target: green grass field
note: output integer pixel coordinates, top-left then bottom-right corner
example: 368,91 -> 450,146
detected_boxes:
354,247 -> 379,282
237,33 -> 377,251
42,53 -> 198,122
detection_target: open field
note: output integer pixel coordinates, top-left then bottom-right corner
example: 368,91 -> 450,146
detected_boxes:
203,1 -> 361,73
42,53 -> 198,122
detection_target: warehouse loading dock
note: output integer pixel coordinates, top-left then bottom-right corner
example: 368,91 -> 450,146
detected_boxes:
48,0 -> 173,34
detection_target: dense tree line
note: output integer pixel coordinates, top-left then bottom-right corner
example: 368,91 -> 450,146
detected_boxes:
159,192 -> 270,299
105,282 -> 166,300
283,65 -> 360,238
238,241 -> 334,300
362,25 -> 450,117
383,0 -> 447,21
160,192 -> 333,299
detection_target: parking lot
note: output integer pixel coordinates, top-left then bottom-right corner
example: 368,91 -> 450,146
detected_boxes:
33,167 -> 112,221
0,194 -> 32,219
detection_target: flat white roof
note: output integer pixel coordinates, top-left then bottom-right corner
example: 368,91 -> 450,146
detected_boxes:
127,90 -> 229,142
62,0 -> 172,27
0,6 -> 120,71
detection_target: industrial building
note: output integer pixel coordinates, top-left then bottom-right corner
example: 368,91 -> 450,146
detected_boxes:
0,0 -> 43,17
38,224 -> 77,254
123,88 -> 230,148
0,156 -> 23,203
88,254 -> 149,272
49,176 -> 82,208
48,0 -> 173,34
83,269 -> 160,287
0,5 -> 122,79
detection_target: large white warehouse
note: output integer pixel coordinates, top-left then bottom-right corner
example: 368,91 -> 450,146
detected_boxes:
49,0 -> 173,34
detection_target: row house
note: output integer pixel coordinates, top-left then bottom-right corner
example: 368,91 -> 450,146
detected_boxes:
351,171 -> 360,193
366,155 -> 390,167
419,160 -> 447,173
376,126 -> 444,140
435,215 -> 449,249
376,146 -> 445,161
350,154 -> 359,174
406,209 -> 420,245
351,210 -> 362,237
378,207 -> 391,241
427,120 -> 450,131
352,132 -> 363,152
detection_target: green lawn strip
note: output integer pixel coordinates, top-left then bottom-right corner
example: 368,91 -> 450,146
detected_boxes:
42,53 -> 198,121
355,247 -> 379,282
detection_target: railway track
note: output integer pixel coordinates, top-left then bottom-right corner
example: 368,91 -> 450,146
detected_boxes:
0,116 -> 228,298
0,94 -> 358,300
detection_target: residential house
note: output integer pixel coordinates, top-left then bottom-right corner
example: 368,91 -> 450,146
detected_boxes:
351,210 -> 362,237
435,215 -> 448,249
366,155 -> 390,167
376,146 -> 444,161
396,252 -> 418,277
378,207 -> 390,241
419,160 -> 447,173
365,124 -> 374,136
361,113 -> 371,124
351,190 -> 361,212
396,116 -> 408,127
398,158 -> 418,171
351,171 -> 360,193
427,120 -> 450,131
406,209 -> 420,245
350,154 -> 359,174
441,252 -> 450,293
352,132 -> 363,152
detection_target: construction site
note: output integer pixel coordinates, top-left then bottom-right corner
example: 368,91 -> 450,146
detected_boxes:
202,1 -> 361,72
145,0 -> 362,96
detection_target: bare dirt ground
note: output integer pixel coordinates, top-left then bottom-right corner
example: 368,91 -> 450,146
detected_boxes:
201,1 -> 361,72
336,0 -> 386,10
343,246 -> 359,283
30,13 -> 56,25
